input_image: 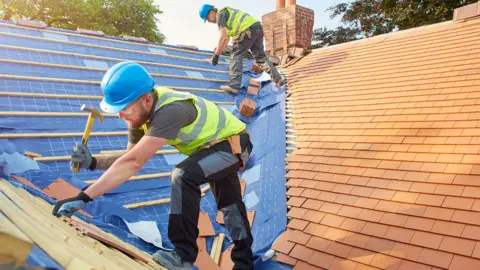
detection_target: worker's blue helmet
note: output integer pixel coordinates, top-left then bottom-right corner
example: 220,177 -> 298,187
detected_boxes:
100,61 -> 155,113
199,4 -> 214,22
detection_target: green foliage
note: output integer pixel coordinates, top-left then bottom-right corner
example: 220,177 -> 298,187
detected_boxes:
1,0 -> 164,43
313,0 -> 478,46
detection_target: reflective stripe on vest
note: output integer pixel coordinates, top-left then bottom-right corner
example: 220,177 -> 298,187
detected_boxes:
222,7 -> 259,37
141,87 -> 245,155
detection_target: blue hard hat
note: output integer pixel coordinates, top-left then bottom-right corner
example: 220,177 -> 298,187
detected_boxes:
199,4 -> 213,22
99,61 -> 155,113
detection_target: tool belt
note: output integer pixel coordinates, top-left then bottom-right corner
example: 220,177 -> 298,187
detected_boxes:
200,128 -> 250,171
232,29 -> 251,45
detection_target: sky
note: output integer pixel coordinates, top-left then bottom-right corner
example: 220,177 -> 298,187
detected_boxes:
154,0 -> 346,50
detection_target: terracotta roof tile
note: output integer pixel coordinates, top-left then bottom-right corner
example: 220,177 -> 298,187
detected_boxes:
303,199 -> 324,210
306,236 -> 332,252
326,242 -> 353,258
308,251 -> 335,268
304,223 -> 329,238
275,253 -> 297,266
370,253 -> 403,270
290,244 -> 316,262
398,260 -> 432,270
329,257 -> 359,270
417,249 -> 453,269
282,17 -> 480,269
404,216 -> 435,231
293,261 -> 323,270
384,227 -> 415,243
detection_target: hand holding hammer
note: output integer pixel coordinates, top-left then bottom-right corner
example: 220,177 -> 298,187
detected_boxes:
71,105 -> 104,172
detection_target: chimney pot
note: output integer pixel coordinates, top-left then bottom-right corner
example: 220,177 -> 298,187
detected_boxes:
276,0 -> 285,10
286,0 -> 296,7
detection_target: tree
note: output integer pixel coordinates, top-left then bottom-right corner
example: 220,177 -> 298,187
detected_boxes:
313,0 -> 478,47
1,0 -> 165,43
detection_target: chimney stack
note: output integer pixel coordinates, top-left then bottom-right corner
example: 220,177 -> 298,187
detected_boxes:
453,2 -> 480,21
262,0 -> 314,58
276,0 -> 285,10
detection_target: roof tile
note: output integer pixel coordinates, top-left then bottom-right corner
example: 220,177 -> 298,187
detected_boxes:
442,197 -> 474,210
302,199 -> 324,210
449,255 -> 480,270
307,251 -> 335,269
303,210 -> 326,223
321,214 -> 346,227
329,257 -> 359,270
326,242 -> 353,258
348,247 -> 376,265
358,209 -> 385,223
371,253 -> 403,270
385,227 -> 416,243
288,219 -> 309,230
390,242 -> 423,261
417,249 -> 453,269
339,218 -> 367,232
398,260 -> 432,270
423,206 -> 454,220
287,207 -> 308,219
462,225 -> 480,241
287,197 -> 307,207
381,213 -> 408,227
439,236 -> 476,257
304,223 -> 329,238
342,232 -> 371,248
289,244 -> 316,262
404,216 -> 435,231
274,253 -> 298,266
306,236 -> 332,252
337,205 -> 363,218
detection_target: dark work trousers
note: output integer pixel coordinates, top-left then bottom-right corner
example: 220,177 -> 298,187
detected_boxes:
229,22 -> 282,90
168,133 -> 254,270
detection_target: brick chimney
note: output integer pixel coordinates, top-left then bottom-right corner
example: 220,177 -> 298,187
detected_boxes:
262,0 -> 314,59
453,1 -> 480,21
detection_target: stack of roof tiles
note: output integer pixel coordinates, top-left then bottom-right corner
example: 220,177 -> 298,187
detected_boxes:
274,9 -> 480,270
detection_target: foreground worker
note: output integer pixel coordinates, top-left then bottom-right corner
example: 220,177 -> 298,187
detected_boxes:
52,61 -> 254,270
199,4 -> 283,94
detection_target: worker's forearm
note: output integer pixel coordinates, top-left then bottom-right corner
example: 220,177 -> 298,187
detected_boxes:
92,154 -> 122,170
84,157 -> 141,199
216,37 -> 228,55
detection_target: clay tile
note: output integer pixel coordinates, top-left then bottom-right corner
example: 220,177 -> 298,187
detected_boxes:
194,250 -> 221,270
198,212 -> 215,237
42,178 -> 93,218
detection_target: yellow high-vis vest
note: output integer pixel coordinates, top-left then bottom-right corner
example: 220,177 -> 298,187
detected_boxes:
221,7 -> 259,37
141,87 -> 246,155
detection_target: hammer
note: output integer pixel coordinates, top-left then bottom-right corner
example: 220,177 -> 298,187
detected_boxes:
71,104 -> 104,172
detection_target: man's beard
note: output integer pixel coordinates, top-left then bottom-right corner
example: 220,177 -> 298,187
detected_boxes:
127,107 -> 150,129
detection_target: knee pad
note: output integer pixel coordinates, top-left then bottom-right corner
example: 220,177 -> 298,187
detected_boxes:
170,167 -> 184,214
221,204 -> 248,241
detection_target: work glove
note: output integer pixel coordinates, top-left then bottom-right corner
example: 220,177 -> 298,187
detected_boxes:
52,191 -> 92,217
210,54 -> 219,66
71,142 -> 92,169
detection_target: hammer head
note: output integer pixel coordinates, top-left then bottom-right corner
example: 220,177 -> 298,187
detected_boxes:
81,104 -> 104,123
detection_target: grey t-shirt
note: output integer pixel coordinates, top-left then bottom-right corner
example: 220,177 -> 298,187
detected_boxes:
217,9 -> 229,29
128,100 -> 198,143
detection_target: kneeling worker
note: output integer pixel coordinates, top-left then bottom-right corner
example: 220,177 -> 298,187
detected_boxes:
52,61 -> 255,270
200,4 -> 284,94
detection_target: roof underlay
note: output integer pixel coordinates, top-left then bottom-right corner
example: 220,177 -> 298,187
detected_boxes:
275,14 -> 480,270
0,20 -> 289,269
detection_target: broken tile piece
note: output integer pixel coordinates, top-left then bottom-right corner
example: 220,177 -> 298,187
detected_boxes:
219,245 -> 235,270
42,178 -> 93,218
194,250 -> 221,270
198,212 -> 215,237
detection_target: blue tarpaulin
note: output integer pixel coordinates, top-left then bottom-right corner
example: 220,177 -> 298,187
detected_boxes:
0,20 -> 290,270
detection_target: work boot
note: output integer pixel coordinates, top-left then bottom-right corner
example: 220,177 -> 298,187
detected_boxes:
220,85 -> 240,94
152,249 -> 194,270
275,78 -> 285,87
